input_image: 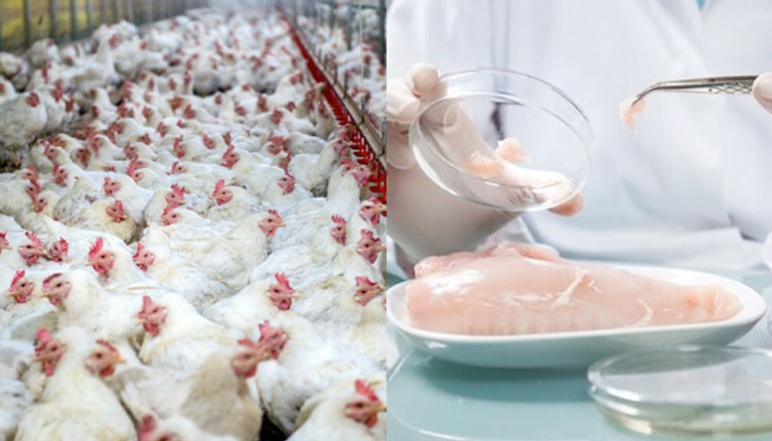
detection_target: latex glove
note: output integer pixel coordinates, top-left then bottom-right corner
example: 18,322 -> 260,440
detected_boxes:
386,64 -> 582,271
753,73 -> 772,114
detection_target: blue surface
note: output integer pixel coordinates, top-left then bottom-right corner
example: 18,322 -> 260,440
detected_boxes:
387,269 -> 772,441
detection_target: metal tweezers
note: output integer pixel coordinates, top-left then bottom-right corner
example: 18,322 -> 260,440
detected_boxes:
629,75 -> 758,107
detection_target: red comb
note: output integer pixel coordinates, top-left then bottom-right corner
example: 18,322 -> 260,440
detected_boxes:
170,183 -> 186,196
0,232 -> 5,239
237,337 -> 260,350
331,215 -> 346,225
355,276 -> 376,287
27,179 -> 41,195
88,237 -> 104,260
96,338 -> 119,354
257,320 -> 275,336
268,209 -> 279,217
35,328 -> 53,351
138,415 -> 156,436
360,230 -> 375,240
25,231 -> 44,247
213,179 -> 225,194
10,270 -> 25,288
133,243 -> 144,260
42,272 -> 61,290
138,295 -> 154,319
274,273 -> 292,291
355,379 -> 380,402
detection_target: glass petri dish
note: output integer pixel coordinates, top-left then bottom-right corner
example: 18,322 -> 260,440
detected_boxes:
408,69 -> 593,212
588,346 -> 772,436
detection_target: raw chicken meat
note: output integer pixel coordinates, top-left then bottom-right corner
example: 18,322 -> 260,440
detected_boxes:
406,243 -> 741,335
619,97 -> 646,130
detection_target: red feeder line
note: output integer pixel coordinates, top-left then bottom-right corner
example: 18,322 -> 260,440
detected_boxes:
282,15 -> 386,206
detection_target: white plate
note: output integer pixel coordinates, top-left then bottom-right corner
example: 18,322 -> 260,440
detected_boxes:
387,266 -> 767,368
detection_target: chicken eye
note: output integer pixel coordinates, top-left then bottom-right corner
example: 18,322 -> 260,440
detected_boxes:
56,282 -> 62,287
95,353 -> 103,359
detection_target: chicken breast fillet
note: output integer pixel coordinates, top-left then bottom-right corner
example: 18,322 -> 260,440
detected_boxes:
406,243 -> 741,335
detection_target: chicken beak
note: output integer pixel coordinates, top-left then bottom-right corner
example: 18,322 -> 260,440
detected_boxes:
373,403 -> 387,412
114,355 -> 127,364
377,205 -> 387,213
4,290 -> 15,297
84,260 -> 95,266
0,244 -> 12,251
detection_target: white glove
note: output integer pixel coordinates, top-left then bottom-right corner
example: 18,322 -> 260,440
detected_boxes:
753,73 -> 772,114
386,64 -> 582,272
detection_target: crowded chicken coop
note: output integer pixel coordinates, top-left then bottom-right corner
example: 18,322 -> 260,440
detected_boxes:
0,0 -> 387,440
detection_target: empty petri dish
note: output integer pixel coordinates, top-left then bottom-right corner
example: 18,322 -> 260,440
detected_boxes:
588,346 -> 772,436
408,69 -> 593,212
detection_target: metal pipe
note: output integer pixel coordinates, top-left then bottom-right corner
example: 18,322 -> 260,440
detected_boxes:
101,0 -> 107,25
71,0 -> 78,41
146,0 -> 153,23
50,0 -> 58,40
0,1 -> 3,51
112,0 -> 119,22
126,0 -> 134,23
347,0 -> 354,51
87,0 -> 94,34
377,0 -> 385,66
24,0 -> 33,47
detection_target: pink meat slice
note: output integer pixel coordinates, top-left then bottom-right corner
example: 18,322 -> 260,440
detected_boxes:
406,244 -> 741,336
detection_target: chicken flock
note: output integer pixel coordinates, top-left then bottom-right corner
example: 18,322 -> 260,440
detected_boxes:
298,4 -> 385,126
0,8 -> 387,441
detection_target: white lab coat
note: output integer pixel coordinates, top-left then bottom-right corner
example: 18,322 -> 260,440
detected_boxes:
388,0 -> 772,269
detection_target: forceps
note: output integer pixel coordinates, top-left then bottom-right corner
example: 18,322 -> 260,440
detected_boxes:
628,75 -> 758,107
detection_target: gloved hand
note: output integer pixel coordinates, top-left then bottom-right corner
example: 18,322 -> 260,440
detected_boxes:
386,64 -> 582,272
753,73 -> 772,114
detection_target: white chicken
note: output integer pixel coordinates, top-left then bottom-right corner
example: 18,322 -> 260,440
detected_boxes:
15,327 -> 135,441
137,293 -> 242,371
289,378 -> 386,441
120,336 -> 278,441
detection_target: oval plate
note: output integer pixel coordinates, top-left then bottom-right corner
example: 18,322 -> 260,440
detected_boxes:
387,266 -> 767,368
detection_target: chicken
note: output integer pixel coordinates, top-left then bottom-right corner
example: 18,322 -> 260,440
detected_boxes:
204,273 -> 299,332
255,318 -> 380,434
40,269 -> 146,351
62,198 -> 138,243
0,361 -> 31,441
146,210 -> 285,290
133,242 -> 229,309
289,378 -> 386,441
120,336 -> 279,441
0,93 -> 48,165
135,414 -> 238,441
287,138 -> 349,195
205,179 -> 262,222
15,327 -> 135,441
137,293 -> 242,371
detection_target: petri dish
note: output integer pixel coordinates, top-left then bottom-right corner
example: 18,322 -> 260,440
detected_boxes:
408,69 -> 593,212
588,346 -> 772,436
